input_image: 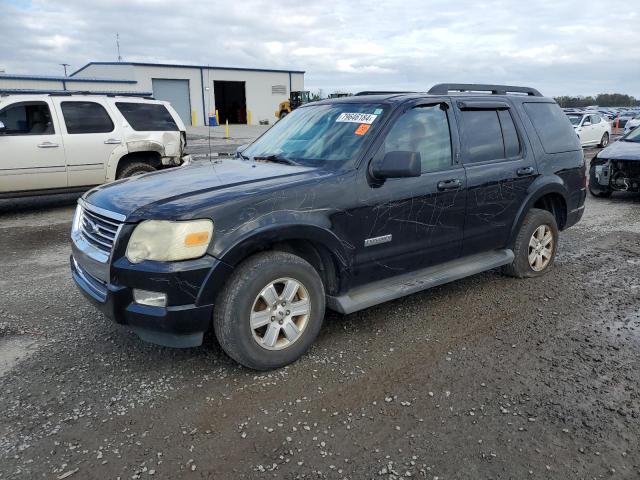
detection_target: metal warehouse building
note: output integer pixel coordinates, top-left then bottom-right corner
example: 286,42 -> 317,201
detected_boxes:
0,61 -> 305,126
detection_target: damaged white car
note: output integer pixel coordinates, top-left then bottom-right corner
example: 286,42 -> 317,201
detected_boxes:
589,126 -> 640,197
0,92 -> 189,197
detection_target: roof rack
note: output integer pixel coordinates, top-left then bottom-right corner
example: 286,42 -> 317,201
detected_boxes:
354,91 -> 414,96
427,84 -> 542,97
0,89 -> 154,99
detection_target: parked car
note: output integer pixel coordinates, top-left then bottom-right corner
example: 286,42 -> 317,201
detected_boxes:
623,114 -> 640,134
0,92 -> 189,197
567,113 -> 611,147
613,111 -> 636,128
70,83 -> 585,369
589,126 -> 640,197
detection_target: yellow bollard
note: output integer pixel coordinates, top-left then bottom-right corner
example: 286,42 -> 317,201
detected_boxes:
191,111 -> 197,126
225,119 -> 229,139
215,109 -> 219,125
247,110 -> 252,125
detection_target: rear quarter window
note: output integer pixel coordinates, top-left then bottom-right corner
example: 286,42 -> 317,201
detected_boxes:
523,102 -> 580,154
115,102 -> 179,131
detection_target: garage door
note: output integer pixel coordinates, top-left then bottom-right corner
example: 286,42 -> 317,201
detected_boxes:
151,79 -> 191,125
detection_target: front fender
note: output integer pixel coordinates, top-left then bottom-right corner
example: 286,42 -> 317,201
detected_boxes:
214,220 -> 350,269
508,175 -> 569,245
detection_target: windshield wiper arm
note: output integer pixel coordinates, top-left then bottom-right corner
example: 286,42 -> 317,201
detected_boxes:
253,154 -> 298,166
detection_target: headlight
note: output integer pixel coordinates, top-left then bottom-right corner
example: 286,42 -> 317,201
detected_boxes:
126,219 -> 213,264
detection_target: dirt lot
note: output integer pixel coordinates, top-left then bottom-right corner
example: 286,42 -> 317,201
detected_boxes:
1,148 -> 639,479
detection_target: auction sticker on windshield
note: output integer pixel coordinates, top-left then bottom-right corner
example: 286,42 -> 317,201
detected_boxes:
336,113 -> 378,124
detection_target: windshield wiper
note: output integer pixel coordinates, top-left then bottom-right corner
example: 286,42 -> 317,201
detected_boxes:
253,154 -> 299,166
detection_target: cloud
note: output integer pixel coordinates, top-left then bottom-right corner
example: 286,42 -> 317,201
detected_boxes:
0,0 -> 638,97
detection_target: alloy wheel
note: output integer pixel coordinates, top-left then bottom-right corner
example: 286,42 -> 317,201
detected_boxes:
528,225 -> 554,271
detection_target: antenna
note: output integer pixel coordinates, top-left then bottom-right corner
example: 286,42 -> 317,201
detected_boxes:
116,33 -> 122,62
60,63 -> 70,76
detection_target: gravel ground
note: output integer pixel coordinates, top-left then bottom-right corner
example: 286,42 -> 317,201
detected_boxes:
1,148 -> 639,479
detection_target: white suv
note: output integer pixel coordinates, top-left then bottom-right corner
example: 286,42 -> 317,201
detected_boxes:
0,93 -> 189,196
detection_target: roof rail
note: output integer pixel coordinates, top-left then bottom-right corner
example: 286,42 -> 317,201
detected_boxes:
0,89 -> 154,99
427,84 -> 542,97
354,91 -> 414,96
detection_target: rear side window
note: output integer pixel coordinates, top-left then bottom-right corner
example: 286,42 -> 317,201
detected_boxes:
115,102 -> 179,131
460,110 -> 504,163
0,101 -> 54,135
498,110 -> 521,158
523,102 -> 579,153
61,101 -> 114,134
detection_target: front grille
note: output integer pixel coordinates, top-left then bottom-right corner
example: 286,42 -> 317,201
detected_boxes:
72,257 -> 108,302
79,206 -> 123,255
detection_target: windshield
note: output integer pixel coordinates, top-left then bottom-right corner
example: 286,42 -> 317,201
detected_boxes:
242,103 -> 388,168
568,115 -> 582,126
623,127 -> 640,142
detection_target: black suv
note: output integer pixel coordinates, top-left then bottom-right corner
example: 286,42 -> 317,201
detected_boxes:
71,84 -> 585,370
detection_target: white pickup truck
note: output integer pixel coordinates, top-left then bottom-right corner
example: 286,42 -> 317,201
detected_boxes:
0,93 -> 189,197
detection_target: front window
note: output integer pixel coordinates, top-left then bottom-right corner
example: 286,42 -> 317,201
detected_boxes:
242,103 -> 388,168
0,101 -> 54,135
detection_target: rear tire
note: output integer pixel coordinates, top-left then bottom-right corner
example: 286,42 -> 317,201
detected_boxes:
504,208 -> 559,278
213,251 -> 325,370
598,132 -> 610,148
116,161 -> 156,179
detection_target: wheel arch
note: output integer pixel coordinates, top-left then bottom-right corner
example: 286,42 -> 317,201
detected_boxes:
509,180 -> 569,246
212,225 -> 351,297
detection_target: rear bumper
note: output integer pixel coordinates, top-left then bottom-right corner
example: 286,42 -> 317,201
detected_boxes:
71,253 -> 230,348
565,204 -> 585,230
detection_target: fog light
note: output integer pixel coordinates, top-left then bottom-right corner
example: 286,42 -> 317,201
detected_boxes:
133,289 -> 167,307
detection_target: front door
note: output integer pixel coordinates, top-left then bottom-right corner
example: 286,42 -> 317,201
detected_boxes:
455,101 -> 538,255
0,99 -> 67,194
52,98 -> 121,187
336,101 -> 467,287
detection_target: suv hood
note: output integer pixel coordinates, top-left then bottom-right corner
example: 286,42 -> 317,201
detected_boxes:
598,140 -> 640,161
83,159 -> 322,220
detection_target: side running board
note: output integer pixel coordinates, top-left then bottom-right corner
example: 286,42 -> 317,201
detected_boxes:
327,249 -> 514,314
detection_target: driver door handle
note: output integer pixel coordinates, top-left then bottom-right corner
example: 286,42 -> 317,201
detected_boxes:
437,178 -> 462,191
517,166 -> 535,176
37,142 -> 59,148
104,138 -> 122,144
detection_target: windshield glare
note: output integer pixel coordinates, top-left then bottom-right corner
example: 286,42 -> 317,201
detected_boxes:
242,103 -> 387,168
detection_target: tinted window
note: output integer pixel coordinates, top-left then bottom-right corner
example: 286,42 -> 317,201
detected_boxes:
523,102 -> 579,153
382,104 -> 452,173
61,101 -> 114,134
498,110 -> 521,158
0,101 -> 54,135
116,102 -> 179,131
461,110 -> 504,163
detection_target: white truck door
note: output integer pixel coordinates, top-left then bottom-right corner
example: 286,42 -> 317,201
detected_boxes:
52,98 -> 123,187
0,98 -> 68,194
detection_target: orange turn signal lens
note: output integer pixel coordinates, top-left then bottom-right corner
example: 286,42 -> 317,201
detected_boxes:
184,231 -> 210,247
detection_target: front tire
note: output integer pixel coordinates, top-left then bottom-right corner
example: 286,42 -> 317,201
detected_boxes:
598,132 -> 610,148
213,251 -> 325,370
116,161 -> 156,179
504,208 -> 559,278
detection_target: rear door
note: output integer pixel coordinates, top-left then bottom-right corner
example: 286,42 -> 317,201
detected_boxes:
455,99 -> 537,256
52,98 -> 122,187
0,98 -> 67,193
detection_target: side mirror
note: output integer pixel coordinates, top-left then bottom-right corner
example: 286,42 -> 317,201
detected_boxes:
371,151 -> 422,179
582,120 -> 591,126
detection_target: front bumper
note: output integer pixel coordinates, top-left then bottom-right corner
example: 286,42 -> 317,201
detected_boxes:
71,252 -> 231,348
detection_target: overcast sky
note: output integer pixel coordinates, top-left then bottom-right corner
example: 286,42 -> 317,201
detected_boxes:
1,0 -> 639,97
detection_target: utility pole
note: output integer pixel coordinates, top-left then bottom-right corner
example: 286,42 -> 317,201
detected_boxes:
116,33 -> 122,62
60,63 -> 70,76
